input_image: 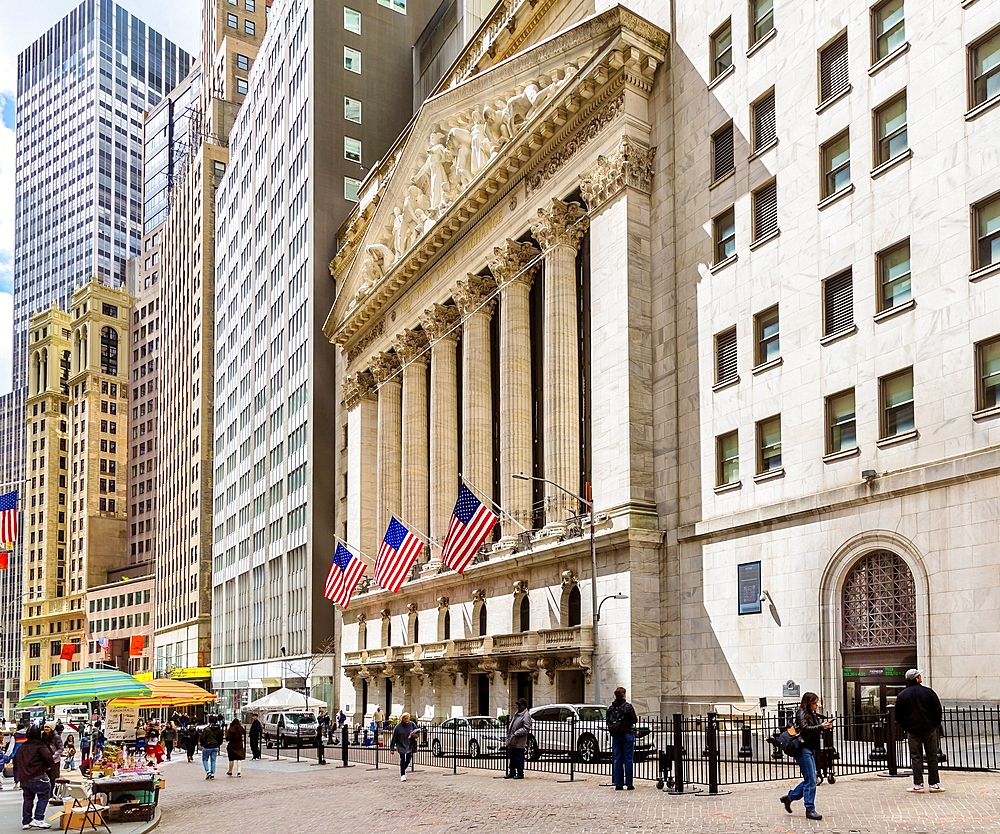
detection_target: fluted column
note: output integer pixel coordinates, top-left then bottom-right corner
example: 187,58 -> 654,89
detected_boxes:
394,328 -> 430,559
344,370 -> 378,558
488,239 -> 540,537
453,273 -> 497,502
370,352 -> 402,537
531,198 -> 589,529
421,303 -> 461,567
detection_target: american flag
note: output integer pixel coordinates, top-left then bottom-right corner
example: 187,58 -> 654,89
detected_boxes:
0,491 -> 18,550
324,542 -> 367,608
98,638 -> 110,654
375,517 -> 423,593
442,485 -> 497,574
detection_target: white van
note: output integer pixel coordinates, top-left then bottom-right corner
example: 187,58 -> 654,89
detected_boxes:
54,705 -> 90,729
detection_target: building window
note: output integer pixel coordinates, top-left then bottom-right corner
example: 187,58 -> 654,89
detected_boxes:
100,327 -> 118,375
715,326 -> 738,385
824,269 -> 854,336
971,27 -> 1000,109
345,7 -> 361,34
752,179 -> 778,242
974,194 -> 1000,271
977,336 -> 1000,411
245,19 -> 255,35
826,389 -> 857,454
717,430 -> 740,486
714,207 -> 736,264
712,122 -> 734,181
711,18 -> 733,79
344,97 -> 361,123
377,0 -> 406,13
345,177 -> 361,202
245,0 -> 255,10
749,0 -> 774,47
345,137 -> 361,163
236,54 -> 250,71
754,305 -> 779,366
880,368 -> 915,438
877,239 -> 911,312
344,47 -> 362,73
874,93 -> 907,166
819,32 -> 849,103
751,88 -> 776,152
756,416 -> 782,474
872,0 -> 905,62
236,78 -> 248,95
822,130 -> 851,198
227,13 -> 237,28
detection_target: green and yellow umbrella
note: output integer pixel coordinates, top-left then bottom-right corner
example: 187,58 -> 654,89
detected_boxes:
16,668 -> 151,708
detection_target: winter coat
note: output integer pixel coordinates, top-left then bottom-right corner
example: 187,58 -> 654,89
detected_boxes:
200,724 -> 224,749
794,708 -> 824,753
389,721 -> 418,755
606,699 -> 638,738
13,738 -> 56,783
506,709 -> 532,749
249,719 -> 263,740
895,682 -> 943,734
160,726 -> 177,744
225,726 -> 247,760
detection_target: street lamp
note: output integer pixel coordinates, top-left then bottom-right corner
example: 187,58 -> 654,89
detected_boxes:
512,473 -> 605,702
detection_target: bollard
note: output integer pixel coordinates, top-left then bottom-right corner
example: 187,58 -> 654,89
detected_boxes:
341,724 -> 349,767
671,713 -> 685,794
738,722 -> 753,758
453,722 -> 458,775
374,726 -> 380,770
706,712 -> 719,795
316,730 -> 327,765
886,705 -> 898,776
869,719 -> 887,760
296,724 -> 301,763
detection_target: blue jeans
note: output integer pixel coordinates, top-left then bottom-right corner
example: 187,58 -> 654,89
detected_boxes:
21,776 -> 51,825
787,748 -> 817,810
202,746 -> 219,775
612,733 -> 635,789
398,751 -> 412,777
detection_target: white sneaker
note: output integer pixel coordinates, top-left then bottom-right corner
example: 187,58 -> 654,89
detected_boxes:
400,775 -> 406,782
906,784 -> 924,793
929,784 -> 944,793
29,821 -> 52,829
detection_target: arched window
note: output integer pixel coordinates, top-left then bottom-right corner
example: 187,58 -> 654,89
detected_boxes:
410,614 -> 420,645
567,585 -> 582,627
100,326 -> 118,375
478,602 -> 487,637
443,610 -> 451,640
358,618 -> 367,651
518,595 -> 530,632
382,617 -> 392,647
842,551 -> 916,648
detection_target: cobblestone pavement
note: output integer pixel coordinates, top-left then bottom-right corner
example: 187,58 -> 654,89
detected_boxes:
148,754 -> 1000,834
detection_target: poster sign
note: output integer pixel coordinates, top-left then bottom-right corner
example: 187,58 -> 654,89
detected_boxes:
104,704 -> 140,743
738,561 -> 762,615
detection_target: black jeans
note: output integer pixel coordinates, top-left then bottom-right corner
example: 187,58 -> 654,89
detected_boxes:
250,735 -> 261,759
908,728 -> 940,786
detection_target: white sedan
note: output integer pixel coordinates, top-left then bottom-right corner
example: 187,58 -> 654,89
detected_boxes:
429,716 -> 507,759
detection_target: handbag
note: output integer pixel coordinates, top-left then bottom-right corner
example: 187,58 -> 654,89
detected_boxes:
769,727 -> 803,757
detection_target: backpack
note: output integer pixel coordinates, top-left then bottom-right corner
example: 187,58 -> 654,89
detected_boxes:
606,702 -> 628,736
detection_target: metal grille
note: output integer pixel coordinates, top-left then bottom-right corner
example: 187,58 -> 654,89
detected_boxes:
752,180 -> 778,241
824,270 -> 854,336
712,123 -> 734,181
820,33 -> 849,102
842,550 -> 916,648
752,89 -> 776,150
715,327 -> 738,384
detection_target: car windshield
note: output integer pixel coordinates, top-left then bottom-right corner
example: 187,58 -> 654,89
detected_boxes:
284,713 -> 316,725
577,707 -> 606,722
468,717 -> 502,730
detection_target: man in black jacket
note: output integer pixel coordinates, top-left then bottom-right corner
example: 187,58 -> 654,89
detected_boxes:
199,718 -> 224,780
895,669 -> 943,793
248,714 -> 263,760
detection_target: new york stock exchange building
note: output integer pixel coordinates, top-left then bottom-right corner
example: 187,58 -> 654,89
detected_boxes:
324,0 -> 1000,722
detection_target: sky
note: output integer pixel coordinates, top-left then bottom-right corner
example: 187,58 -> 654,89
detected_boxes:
0,0 -> 203,395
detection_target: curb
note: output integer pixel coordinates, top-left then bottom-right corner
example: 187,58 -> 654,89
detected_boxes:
133,807 -> 161,834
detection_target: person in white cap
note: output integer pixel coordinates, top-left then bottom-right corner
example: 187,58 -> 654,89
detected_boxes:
894,669 -> 944,793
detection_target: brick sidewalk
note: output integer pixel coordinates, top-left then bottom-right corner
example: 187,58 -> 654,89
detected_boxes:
146,751 -> 1000,834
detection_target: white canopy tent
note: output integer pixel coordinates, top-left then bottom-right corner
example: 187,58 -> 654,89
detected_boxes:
245,687 -> 325,711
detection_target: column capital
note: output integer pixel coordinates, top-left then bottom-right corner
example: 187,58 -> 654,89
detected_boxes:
580,135 -> 656,211
453,273 -> 497,317
420,303 -> 461,342
393,328 -> 429,364
343,370 -> 376,410
369,351 -> 401,384
487,239 -> 540,287
530,198 -> 589,252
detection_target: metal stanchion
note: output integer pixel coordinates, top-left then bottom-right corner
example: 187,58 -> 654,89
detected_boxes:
700,711 -> 729,795
340,724 -> 351,767
668,713 -> 688,794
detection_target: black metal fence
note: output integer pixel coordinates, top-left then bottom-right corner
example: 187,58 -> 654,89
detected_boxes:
258,705 -> 1000,791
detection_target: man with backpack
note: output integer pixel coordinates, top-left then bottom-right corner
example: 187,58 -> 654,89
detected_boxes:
606,687 -> 638,791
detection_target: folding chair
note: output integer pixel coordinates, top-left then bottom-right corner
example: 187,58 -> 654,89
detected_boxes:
64,783 -> 110,834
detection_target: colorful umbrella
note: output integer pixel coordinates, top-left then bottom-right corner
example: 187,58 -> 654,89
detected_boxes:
108,678 -> 217,708
16,668 -> 151,708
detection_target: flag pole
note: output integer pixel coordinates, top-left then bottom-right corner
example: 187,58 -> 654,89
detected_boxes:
459,473 -> 527,532
334,536 -> 378,568
389,512 -> 440,549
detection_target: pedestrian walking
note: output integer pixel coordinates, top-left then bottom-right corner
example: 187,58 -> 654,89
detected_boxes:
389,713 -> 419,782
62,736 -> 76,772
161,723 -> 176,761
181,723 -> 198,762
372,706 -> 386,746
13,725 -> 56,829
895,669 -> 944,793
248,714 -> 263,760
200,717 -> 224,779
779,692 -> 832,821
606,687 -> 638,791
504,698 -> 532,779
225,719 -> 247,777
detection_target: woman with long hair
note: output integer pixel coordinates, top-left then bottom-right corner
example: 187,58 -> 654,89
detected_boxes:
779,692 -> 833,821
225,718 -> 247,777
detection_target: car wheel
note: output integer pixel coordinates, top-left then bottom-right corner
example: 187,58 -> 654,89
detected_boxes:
432,740 -> 442,758
524,735 -> 540,762
469,739 -> 481,759
577,734 -> 599,765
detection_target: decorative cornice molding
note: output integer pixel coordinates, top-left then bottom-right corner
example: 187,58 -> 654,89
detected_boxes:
343,370 -> 376,410
530,198 -> 589,251
393,328 -> 429,363
453,273 -> 498,318
487,239 -> 540,286
580,135 -> 656,210
369,351 -> 401,384
345,320 -> 385,365
420,303 -> 462,342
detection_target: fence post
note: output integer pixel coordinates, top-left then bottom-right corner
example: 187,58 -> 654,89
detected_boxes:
296,724 -> 301,763
886,705 -> 898,776
707,712 -> 719,795
375,726 -> 380,770
341,724 -> 349,767
671,713 -> 685,794
453,722 -> 457,775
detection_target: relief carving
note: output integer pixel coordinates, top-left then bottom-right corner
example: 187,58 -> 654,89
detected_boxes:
393,328 -> 429,363
580,135 -> 656,210
343,370 -> 376,411
369,351 -> 401,385
420,303 -> 461,342
530,198 -> 589,252
487,239 -> 541,286
453,273 -> 498,318
345,320 -> 385,364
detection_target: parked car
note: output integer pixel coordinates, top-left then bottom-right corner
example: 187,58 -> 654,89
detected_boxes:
262,711 -> 319,748
524,703 -> 655,764
429,716 -> 506,759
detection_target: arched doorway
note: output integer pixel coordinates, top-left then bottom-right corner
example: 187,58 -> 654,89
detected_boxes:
840,550 -> 916,726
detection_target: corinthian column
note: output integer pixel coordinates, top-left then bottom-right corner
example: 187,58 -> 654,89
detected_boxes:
421,303 -> 461,566
453,273 -> 497,502
488,239 -> 540,537
344,370 -> 378,557
394,328 -> 430,559
370,352 -> 402,537
531,198 -> 589,529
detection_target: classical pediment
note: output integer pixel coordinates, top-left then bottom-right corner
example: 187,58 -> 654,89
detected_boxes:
324,4 -> 667,351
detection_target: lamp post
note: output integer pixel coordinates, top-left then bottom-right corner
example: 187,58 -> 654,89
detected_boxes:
512,473 -> 606,702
